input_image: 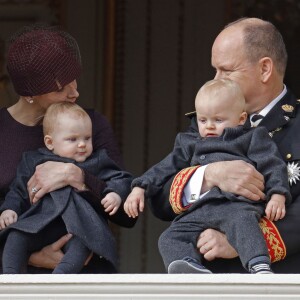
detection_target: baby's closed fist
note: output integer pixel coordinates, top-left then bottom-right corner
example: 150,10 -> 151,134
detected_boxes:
101,192 -> 121,215
0,210 -> 18,229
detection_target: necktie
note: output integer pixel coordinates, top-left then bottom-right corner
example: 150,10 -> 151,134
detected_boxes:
250,114 -> 264,127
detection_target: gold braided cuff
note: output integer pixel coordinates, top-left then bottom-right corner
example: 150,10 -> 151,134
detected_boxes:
259,216 -> 286,263
169,166 -> 200,214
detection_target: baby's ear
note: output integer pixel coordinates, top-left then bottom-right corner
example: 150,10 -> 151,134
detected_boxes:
239,111 -> 248,125
44,135 -> 54,150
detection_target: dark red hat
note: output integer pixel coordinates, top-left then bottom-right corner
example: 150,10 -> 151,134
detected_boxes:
6,24 -> 82,96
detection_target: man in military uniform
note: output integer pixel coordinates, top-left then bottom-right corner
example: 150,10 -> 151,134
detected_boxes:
149,17 -> 300,273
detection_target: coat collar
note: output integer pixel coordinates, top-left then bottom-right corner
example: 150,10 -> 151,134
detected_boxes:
259,88 -> 298,132
37,147 -> 76,163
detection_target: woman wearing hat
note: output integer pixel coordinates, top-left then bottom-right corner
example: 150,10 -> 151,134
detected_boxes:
0,24 -> 135,273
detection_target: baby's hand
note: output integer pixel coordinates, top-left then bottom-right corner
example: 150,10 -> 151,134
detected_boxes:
265,194 -> 286,221
101,192 -> 121,215
124,187 -> 145,218
0,209 -> 18,229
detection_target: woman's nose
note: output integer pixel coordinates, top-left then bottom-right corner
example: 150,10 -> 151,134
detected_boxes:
67,80 -> 79,101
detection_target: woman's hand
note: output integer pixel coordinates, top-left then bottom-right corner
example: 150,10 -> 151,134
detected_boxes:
28,162 -> 84,204
203,160 -> 265,201
28,233 -> 72,269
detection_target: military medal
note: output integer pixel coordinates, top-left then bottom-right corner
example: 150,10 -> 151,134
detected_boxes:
287,162 -> 300,185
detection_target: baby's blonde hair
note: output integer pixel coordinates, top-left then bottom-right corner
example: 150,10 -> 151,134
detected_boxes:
196,78 -> 245,112
43,102 -> 90,136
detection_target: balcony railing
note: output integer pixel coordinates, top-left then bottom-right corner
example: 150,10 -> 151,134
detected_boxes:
0,274 -> 299,299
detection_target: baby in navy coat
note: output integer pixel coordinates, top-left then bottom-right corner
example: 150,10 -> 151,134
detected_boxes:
0,102 -> 132,274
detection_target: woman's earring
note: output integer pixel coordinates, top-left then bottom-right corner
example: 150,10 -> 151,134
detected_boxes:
25,97 -> 34,104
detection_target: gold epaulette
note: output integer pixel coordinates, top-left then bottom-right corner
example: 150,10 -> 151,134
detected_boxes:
184,111 -> 196,119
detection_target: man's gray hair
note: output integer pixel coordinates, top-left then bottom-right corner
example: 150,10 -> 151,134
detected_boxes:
227,18 -> 288,76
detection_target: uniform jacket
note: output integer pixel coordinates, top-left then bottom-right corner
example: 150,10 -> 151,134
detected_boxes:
0,148 -> 133,270
133,126 -> 291,210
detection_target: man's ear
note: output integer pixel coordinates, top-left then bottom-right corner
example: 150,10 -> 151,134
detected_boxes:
239,111 -> 248,125
259,57 -> 273,83
44,135 -> 54,150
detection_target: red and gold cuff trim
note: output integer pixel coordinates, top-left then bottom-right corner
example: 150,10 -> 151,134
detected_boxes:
259,217 -> 286,262
169,166 -> 200,214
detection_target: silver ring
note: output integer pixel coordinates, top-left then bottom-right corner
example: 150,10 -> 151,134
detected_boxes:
31,187 -> 38,194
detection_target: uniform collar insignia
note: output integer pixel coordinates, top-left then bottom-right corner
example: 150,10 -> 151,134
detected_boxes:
281,104 -> 294,112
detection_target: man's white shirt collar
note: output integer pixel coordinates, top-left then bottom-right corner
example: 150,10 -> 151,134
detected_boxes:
250,85 -> 287,119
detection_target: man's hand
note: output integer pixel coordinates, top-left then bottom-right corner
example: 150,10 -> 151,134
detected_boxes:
28,233 -> 72,269
124,187 -> 145,218
197,229 -> 238,261
101,192 -> 122,215
203,161 -> 265,201
28,162 -> 84,204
